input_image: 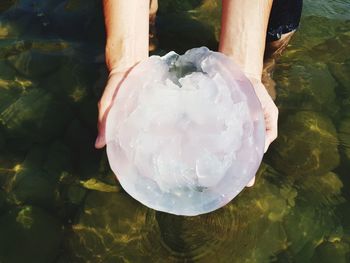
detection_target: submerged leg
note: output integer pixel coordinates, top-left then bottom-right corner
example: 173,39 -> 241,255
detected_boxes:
262,30 -> 296,100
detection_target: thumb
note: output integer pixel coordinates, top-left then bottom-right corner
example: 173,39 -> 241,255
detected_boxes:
95,124 -> 106,149
264,128 -> 277,153
264,137 -> 270,153
95,132 -> 106,149
95,101 -> 109,149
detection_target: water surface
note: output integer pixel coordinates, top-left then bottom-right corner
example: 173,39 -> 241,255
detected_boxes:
0,0 -> 349,262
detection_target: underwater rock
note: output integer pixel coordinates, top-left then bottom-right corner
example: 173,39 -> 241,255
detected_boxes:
0,0 -> 15,13
21,144 -> 47,168
191,0 -> 222,41
2,146 -> 56,207
106,47 -> 265,215
0,190 -> 7,214
298,172 -> 344,206
43,141 -> 73,183
290,16 -> 349,51
156,14 -> 217,54
311,241 -> 350,263
66,185 -> 86,205
328,59 -> 350,93
64,119 -> 101,179
158,0 -> 202,13
0,130 -> 4,151
240,164 -> 297,222
0,205 -> 63,263
39,61 -> 94,105
283,205 -> 341,262
282,170 -> 344,263
338,118 -> 350,161
0,88 -> 72,143
0,62 -> 33,115
67,191 -> 154,262
328,60 -> 350,117
50,0 -> 98,40
0,39 -> 32,59
0,20 -> 19,39
7,49 -> 63,78
270,111 -> 340,177
3,0 -> 71,37
0,59 -> 17,78
77,97 -> 98,130
0,79 -> 23,114
153,163 -> 294,262
5,0 -> 61,13
9,168 -> 55,207
310,33 -> 350,64
275,62 -> 338,116
281,169 -> 344,261
303,1 -> 350,20
67,173 -> 290,262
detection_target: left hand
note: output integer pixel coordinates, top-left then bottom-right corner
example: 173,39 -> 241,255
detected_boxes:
248,77 -> 279,153
95,70 -> 131,149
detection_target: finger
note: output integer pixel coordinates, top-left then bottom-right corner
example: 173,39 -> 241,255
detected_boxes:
95,136 -> 106,149
246,176 -> 255,187
95,120 -> 107,149
94,72 -> 129,149
264,122 -> 278,153
264,140 -> 269,153
95,101 -> 109,149
264,136 -> 272,153
264,123 -> 278,154
95,120 -> 106,149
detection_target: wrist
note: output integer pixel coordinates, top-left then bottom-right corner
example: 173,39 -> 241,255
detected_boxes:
109,65 -> 134,76
246,74 -> 262,85
218,48 -> 262,84
105,41 -> 148,73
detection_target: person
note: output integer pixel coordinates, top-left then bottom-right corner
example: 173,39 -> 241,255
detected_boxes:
95,0 -> 303,187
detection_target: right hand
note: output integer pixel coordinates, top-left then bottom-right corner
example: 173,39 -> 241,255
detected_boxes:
95,69 -> 131,149
245,77 -> 279,188
249,77 -> 279,153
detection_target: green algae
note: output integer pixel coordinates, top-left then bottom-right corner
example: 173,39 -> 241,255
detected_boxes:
0,205 -> 63,263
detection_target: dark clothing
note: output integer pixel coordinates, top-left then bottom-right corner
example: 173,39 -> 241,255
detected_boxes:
267,0 -> 303,42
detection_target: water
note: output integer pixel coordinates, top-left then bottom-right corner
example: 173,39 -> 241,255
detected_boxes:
0,0 -> 349,262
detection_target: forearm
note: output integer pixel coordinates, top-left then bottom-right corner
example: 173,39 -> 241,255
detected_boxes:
103,0 -> 149,73
219,0 -> 273,80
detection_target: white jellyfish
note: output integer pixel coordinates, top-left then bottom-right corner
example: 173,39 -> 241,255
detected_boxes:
105,47 -> 265,216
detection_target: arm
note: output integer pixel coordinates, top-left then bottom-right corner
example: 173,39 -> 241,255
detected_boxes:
219,0 -> 273,80
219,0 -> 278,155
103,0 -> 149,72
95,0 -> 150,149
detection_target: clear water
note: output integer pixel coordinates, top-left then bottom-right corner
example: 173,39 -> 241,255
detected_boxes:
0,0 -> 349,262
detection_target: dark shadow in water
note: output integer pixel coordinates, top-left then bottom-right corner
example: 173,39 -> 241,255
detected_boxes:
156,12 -> 218,55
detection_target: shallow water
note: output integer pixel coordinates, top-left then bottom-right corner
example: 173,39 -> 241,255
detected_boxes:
0,0 -> 349,262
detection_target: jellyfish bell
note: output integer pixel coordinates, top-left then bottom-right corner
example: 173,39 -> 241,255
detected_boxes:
105,47 -> 265,216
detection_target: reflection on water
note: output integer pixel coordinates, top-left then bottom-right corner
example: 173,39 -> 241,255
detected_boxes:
0,0 -> 350,262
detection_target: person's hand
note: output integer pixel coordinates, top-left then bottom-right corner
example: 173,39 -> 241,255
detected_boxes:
249,77 -> 279,153
95,69 -> 131,149
244,77 -> 278,187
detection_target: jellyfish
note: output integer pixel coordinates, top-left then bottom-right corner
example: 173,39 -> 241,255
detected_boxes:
105,47 -> 265,216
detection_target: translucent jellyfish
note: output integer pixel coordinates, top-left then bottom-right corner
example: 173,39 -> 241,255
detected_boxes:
106,47 -> 265,216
